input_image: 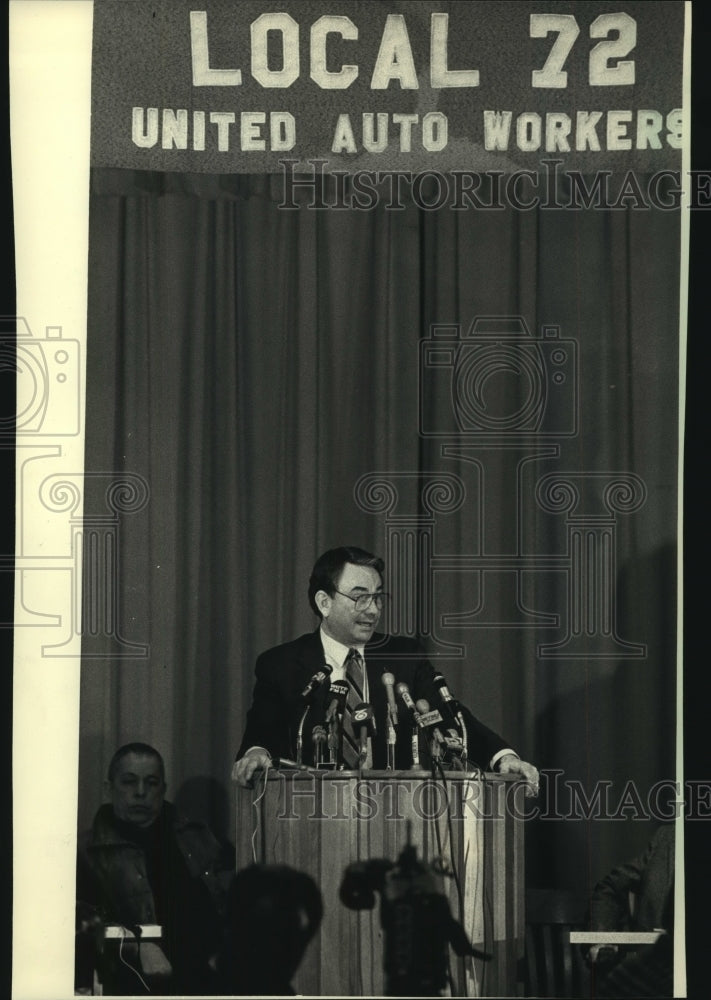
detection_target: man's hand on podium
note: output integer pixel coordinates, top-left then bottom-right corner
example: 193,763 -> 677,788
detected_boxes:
232,748 -> 272,787
496,754 -> 540,797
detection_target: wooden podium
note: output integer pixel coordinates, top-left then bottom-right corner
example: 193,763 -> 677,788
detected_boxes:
235,770 -> 525,997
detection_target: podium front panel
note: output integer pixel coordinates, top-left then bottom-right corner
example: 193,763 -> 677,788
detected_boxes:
235,770 -> 525,997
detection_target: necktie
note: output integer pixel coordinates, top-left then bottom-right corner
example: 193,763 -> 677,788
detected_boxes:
342,648 -> 365,769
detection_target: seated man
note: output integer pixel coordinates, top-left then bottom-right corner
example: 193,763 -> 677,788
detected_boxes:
232,546 -> 538,791
75,742 -> 232,995
585,823 -> 675,998
215,864 -> 323,995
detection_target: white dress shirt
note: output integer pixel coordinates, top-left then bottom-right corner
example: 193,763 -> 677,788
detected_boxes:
320,628 -> 372,766
319,629 -> 369,698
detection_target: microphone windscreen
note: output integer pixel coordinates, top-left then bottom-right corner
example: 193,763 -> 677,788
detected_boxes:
382,672 -> 395,686
329,680 -> 350,703
415,699 -> 430,714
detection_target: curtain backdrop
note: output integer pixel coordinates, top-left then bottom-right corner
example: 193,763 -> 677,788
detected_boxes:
79,167 -> 680,894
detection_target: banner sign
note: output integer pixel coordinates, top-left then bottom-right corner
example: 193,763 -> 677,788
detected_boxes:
91,0 -> 685,174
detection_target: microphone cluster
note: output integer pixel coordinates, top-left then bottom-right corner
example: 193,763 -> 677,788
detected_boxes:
298,664 -> 333,765
397,677 -> 466,769
296,665 -> 467,771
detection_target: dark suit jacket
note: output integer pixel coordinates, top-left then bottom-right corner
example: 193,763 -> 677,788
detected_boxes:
236,630 -> 511,769
587,825 -> 675,997
590,824 -> 674,933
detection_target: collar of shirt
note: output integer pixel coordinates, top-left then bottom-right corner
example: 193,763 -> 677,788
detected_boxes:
319,628 -> 369,699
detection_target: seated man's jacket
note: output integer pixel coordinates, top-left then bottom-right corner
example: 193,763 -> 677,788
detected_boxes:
77,800 -> 230,926
76,800 -> 232,993
236,630 -> 511,769
590,824 -> 674,933
585,824 -> 675,998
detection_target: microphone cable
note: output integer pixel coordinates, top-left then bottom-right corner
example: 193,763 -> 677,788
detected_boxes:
432,759 -> 491,995
449,761 -> 491,997
117,925 -> 152,992
430,760 -> 461,994
432,761 -> 465,916
353,774 -> 370,998
250,757 -> 271,862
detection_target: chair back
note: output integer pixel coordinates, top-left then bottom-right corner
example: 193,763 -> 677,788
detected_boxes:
524,888 -> 591,998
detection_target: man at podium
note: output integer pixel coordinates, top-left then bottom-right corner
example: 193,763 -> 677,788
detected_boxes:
232,546 -> 539,792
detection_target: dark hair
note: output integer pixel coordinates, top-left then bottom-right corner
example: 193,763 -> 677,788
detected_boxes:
308,546 -> 385,617
107,742 -> 165,783
219,864 -> 323,993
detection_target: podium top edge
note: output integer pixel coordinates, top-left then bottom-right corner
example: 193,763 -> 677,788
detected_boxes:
232,768 -> 520,783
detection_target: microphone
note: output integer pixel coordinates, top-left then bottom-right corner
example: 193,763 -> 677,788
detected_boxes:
296,670 -> 331,764
326,680 -> 350,765
432,672 -> 461,720
415,698 -> 446,759
301,663 -> 333,699
311,724 -> 327,767
352,702 -> 376,765
432,673 -> 468,765
382,672 -> 397,769
396,682 -> 422,768
396,682 -> 420,725
381,672 -> 399,726
326,680 -> 349,722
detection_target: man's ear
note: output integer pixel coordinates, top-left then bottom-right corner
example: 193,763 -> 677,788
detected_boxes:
102,778 -> 113,800
314,590 -> 332,618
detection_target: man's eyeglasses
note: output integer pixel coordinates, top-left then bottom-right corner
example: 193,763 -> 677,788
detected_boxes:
333,590 -> 390,612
